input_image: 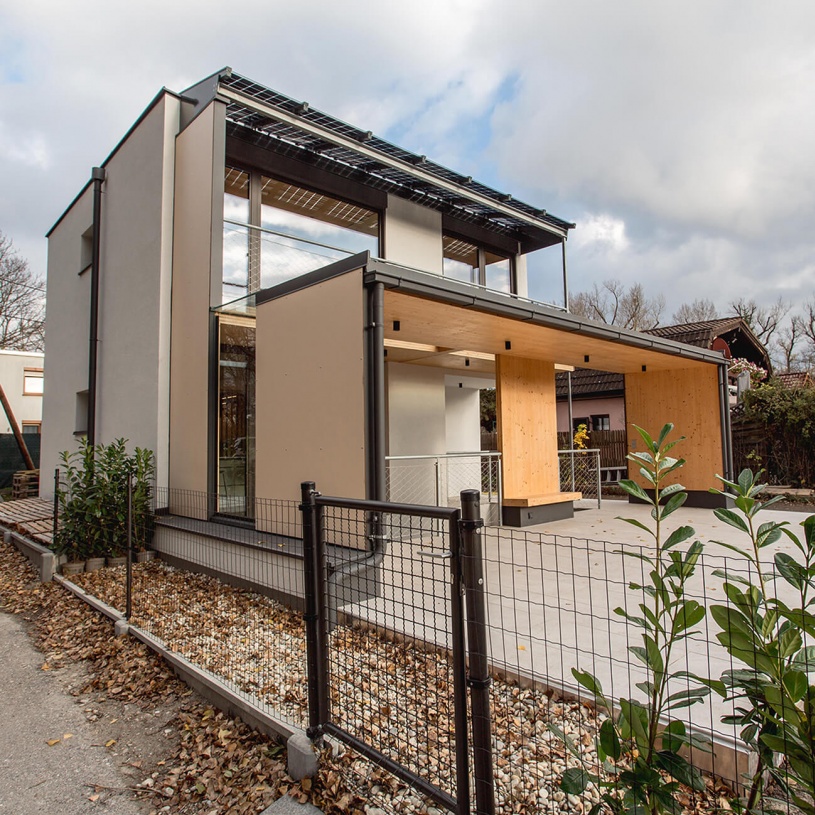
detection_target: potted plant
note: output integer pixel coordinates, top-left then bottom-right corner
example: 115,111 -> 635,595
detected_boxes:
52,438 -> 156,571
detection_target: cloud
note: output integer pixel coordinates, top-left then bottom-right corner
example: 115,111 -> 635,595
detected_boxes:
1,0 -> 813,322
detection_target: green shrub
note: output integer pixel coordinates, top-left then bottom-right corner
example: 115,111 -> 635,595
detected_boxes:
740,379 -> 815,486
54,438 -> 155,560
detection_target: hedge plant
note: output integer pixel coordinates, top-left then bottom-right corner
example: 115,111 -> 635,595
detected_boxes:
54,437 -> 155,561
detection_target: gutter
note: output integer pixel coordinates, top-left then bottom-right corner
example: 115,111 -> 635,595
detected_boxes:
363,260 -> 727,366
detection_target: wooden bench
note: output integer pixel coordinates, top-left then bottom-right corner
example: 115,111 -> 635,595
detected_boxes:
502,492 -> 582,526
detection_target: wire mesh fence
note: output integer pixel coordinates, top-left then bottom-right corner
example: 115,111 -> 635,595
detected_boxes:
385,452 -> 502,526
558,448 -> 601,507
308,496 -> 470,814
38,474 -> 814,815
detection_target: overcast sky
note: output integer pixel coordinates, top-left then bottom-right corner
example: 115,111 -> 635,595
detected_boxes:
2,0 -> 814,317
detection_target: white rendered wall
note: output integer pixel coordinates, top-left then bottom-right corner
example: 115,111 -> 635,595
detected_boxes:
383,195 -> 443,273
386,363 -> 490,455
41,92 -> 181,495
386,363 -> 447,457
41,188 -> 94,487
95,93 -> 180,488
0,350 -> 44,433
444,381 -> 482,453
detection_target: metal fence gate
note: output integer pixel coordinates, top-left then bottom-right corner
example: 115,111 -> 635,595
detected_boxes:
299,483 -> 495,815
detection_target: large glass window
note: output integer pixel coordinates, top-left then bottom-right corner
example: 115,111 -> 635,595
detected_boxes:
524,243 -> 566,308
217,317 -> 255,517
442,234 -> 513,294
223,168 -> 251,303
222,168 -> 379,302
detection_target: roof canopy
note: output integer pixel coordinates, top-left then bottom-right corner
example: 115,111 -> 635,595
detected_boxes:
182,68 -> 573,250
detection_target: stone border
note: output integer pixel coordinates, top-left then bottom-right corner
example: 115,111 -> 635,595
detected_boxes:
2,526 -> 57,582
52,574 -> 315,780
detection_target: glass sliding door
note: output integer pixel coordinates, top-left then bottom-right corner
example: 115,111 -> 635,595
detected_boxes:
217,316 -> 256,517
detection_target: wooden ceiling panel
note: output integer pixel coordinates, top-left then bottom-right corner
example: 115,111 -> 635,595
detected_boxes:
383,291 -> 713,374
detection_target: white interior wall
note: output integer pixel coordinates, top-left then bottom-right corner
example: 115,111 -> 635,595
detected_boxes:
386,362 -> 493,455
444,374 -> 492,452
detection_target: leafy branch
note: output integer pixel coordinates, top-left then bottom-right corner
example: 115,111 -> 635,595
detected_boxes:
554,424 -> 710,815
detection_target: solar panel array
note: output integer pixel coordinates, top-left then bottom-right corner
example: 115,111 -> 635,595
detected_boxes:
219,71 -> 573,240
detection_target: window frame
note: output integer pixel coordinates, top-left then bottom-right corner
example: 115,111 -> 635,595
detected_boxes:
591,414 -> 611,432
23,368 -> 44,396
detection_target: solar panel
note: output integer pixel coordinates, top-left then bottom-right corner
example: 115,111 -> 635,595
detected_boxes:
217,71 -> 574,238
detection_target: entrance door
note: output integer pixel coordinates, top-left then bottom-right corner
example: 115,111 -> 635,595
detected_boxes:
217,316 -> 255,517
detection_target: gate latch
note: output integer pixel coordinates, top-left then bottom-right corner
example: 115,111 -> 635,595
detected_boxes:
417,550 -> 452,559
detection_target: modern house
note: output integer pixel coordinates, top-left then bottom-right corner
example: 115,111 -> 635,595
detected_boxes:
555,317 -> 770,432
42,68 -> 734,530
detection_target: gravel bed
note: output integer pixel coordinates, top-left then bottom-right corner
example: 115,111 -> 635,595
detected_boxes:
71,561 -> 732,815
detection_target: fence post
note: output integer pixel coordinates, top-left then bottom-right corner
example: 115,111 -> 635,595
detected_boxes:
52,468 -> 60,545
300,481 -> 323,737
125,475 -> 133,620
595,449 -> 602,509
459,490 -> 495,815
448,510 -> 471,815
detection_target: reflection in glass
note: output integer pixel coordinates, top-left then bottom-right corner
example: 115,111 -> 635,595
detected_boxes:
218,319 -> 255,517
485,250 -> 511,293
259,175 -> 378,289
443,234 -> 512,293
442,236 -> 478,284
223,168 -> 251,303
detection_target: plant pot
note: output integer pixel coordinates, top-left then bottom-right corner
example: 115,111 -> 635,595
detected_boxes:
85,557 -> 105,572
62,561 -> 86,576
106,556 -> 127,568
135,550 -> 155,563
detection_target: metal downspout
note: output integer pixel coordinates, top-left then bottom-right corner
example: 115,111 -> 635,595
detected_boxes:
718,363 -> 734,481
367,281 -> 386,502
87,166 -> 106,445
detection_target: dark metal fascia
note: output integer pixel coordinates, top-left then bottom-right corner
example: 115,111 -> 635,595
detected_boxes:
254,251 -> 371,307
363,262 -> 726,366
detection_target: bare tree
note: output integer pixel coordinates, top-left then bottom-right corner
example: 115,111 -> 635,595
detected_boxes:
570,279 -> 665,331
774,315 -> 805,373
0,231 -> 44,352
797,298 -> 815,372
729,296 -> 789,347
671,298 -> 718,324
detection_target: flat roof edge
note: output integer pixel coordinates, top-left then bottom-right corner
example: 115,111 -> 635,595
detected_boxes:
365,262 -> 727,366
255,251 -> 371,306
47,87 -> 182,238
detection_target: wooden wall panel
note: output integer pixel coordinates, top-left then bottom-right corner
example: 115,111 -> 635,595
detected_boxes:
624,366 -> 723,492
496,355 -> 560,499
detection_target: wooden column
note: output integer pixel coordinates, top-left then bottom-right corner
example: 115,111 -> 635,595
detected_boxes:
496,356 -> 578,524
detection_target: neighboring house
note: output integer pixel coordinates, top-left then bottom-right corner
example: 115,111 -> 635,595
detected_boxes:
556,317 -> 770,432
42,68 -> 734,526
775,371 -> 813,389
0,349 -> 44,435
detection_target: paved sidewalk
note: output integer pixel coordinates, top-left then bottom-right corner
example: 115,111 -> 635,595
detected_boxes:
0,612 -> 147,815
